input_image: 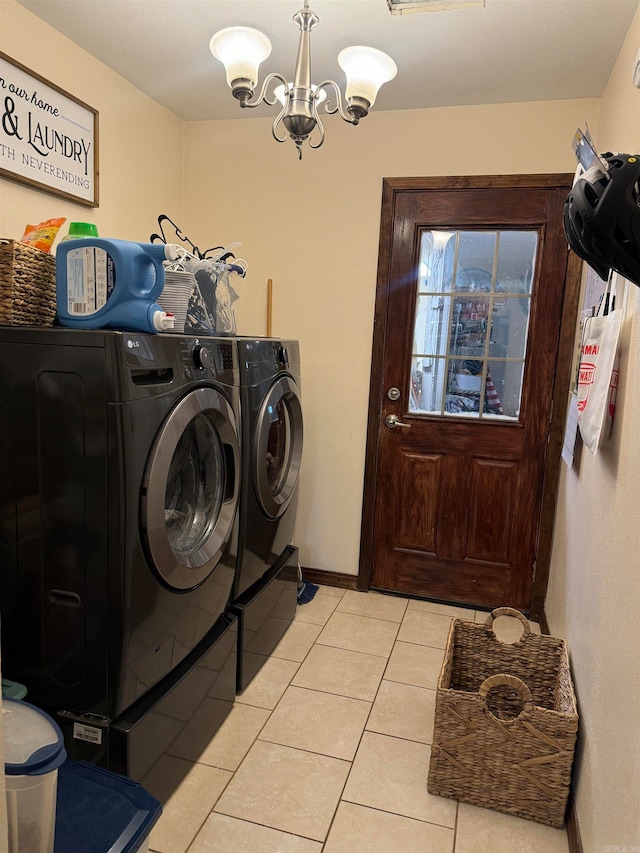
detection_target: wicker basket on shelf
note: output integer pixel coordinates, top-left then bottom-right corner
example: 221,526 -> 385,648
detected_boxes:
0,239 -> 57,326
427,607 -> 578,828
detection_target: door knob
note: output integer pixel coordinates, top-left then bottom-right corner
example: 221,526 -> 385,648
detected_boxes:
385,414 -> 411,429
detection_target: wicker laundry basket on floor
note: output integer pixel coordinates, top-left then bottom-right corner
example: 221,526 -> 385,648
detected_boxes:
427,607 -> 578,828
0,239 -> 57,326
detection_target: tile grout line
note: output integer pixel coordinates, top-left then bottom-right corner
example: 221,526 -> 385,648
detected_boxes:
211,809 -> 326,846
321,604 -> 458,843
292,598 -> 406,850
452,800 -> 460,853
173,593 -> 472,852
174,621 -> 322,851
317,612 -> 402,850
257,614 -> 403,766
238,599 -> 390,850
199,610 -> 329,841
313,640 -> 398,658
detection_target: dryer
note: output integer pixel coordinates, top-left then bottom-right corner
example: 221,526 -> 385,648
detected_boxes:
0,327 -> 241,725
232,338 -> 303,691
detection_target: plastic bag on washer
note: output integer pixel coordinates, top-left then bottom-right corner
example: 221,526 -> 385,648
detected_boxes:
181,258 -> 244,335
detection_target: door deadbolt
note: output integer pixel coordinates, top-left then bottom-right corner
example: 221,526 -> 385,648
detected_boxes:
387,387 -> 400,401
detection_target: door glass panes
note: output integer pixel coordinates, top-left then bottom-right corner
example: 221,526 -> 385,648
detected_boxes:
266,399 -> 292,495
418,230 -> 456,293
413,295 -> 450,356
450,295 -> 490,354
165,414 -> 224,556
489,297 -> 531,359
410,229 -> 537,420
455,232 -> 496,291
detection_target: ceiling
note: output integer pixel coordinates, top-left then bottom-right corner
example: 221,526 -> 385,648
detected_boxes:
14,0 -> 640,122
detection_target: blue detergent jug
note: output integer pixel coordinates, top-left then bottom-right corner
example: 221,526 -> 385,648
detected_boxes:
56,238 -> 179,333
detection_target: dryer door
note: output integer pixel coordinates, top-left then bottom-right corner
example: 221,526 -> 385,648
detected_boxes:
253,375 -> 303,519
141,387 -> 240,590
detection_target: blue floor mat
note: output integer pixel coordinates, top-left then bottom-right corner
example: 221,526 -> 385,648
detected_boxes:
297,581 -> 319,605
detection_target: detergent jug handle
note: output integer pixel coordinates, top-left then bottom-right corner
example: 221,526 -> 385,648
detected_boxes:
136,243 -> 179,299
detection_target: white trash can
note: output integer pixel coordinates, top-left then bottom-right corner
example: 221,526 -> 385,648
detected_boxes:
3,698 -> 67,853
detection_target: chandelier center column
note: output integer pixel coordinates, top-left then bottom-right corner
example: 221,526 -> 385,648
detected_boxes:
283,6 -> 321,153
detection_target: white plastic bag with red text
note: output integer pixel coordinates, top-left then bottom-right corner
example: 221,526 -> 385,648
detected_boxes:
576,274 -> 623,454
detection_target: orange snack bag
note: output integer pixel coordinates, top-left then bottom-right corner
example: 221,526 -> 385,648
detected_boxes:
21,218 -> 66,253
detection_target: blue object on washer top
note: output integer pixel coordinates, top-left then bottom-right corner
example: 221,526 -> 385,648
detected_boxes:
3,698 -> 67,776
55,760 -> 162,853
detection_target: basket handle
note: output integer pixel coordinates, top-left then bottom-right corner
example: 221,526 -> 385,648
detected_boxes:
484,607 -> 531,640
478,673 -> 535,715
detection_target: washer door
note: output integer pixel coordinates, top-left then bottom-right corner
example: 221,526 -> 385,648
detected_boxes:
253,375 -> 303,519
141,387 -> 240,590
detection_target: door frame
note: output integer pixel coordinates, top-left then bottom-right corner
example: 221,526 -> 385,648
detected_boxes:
357,174 -> 583,620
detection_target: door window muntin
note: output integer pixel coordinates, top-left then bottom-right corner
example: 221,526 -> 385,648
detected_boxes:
409,228 -> 537,420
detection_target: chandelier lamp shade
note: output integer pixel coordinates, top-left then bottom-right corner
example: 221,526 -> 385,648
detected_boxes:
209,2 -> 397,158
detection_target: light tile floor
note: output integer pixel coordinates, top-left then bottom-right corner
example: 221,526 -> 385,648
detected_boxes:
147,586 -> 570,853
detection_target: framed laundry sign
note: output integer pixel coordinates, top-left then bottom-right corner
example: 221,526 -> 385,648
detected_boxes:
0,52 -> 99,207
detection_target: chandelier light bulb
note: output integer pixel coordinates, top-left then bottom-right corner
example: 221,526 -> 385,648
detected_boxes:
338,46 -> 398,108
209,26 -> 272,88
274,83 -> 328,107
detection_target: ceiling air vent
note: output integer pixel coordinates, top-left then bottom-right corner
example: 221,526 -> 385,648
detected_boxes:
387,0 -> 485,14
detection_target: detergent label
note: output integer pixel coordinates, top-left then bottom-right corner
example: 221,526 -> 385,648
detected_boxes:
66,247 -> 116,315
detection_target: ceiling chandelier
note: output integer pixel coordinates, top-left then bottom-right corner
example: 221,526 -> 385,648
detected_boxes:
209,1 -> 397,159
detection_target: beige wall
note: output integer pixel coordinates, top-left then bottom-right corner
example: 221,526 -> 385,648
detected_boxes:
0,0 -> 184,242
184,98 -> 599,575
546,7 -> 640,852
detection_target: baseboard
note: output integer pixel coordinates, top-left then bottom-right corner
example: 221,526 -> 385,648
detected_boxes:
539,608 -> 550,635
566,791 -> 583,853
301,567 -> 358,590
540,609 -> 582,853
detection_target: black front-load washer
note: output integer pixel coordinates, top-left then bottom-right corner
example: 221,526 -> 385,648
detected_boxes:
0,327 -> 241,724
231,338 -> 303,691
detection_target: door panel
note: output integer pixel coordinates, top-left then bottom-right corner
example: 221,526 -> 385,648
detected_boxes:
361,175 -> 576,612
398,452 -> 441,552
466,459 -> 515,564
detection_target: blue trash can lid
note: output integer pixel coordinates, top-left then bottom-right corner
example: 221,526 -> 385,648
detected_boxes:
55,761 -> 162,853
3,698 -> 67,776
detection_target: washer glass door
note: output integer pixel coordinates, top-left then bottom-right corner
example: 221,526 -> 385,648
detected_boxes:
142,387 -> 240,590
254,376 -> 303,519
165,414 -> 224,556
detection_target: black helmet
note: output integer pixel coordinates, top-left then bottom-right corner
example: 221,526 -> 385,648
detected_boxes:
563,152 -> 640,287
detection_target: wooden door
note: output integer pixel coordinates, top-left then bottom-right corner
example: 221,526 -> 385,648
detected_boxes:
359,175 -> 579,613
